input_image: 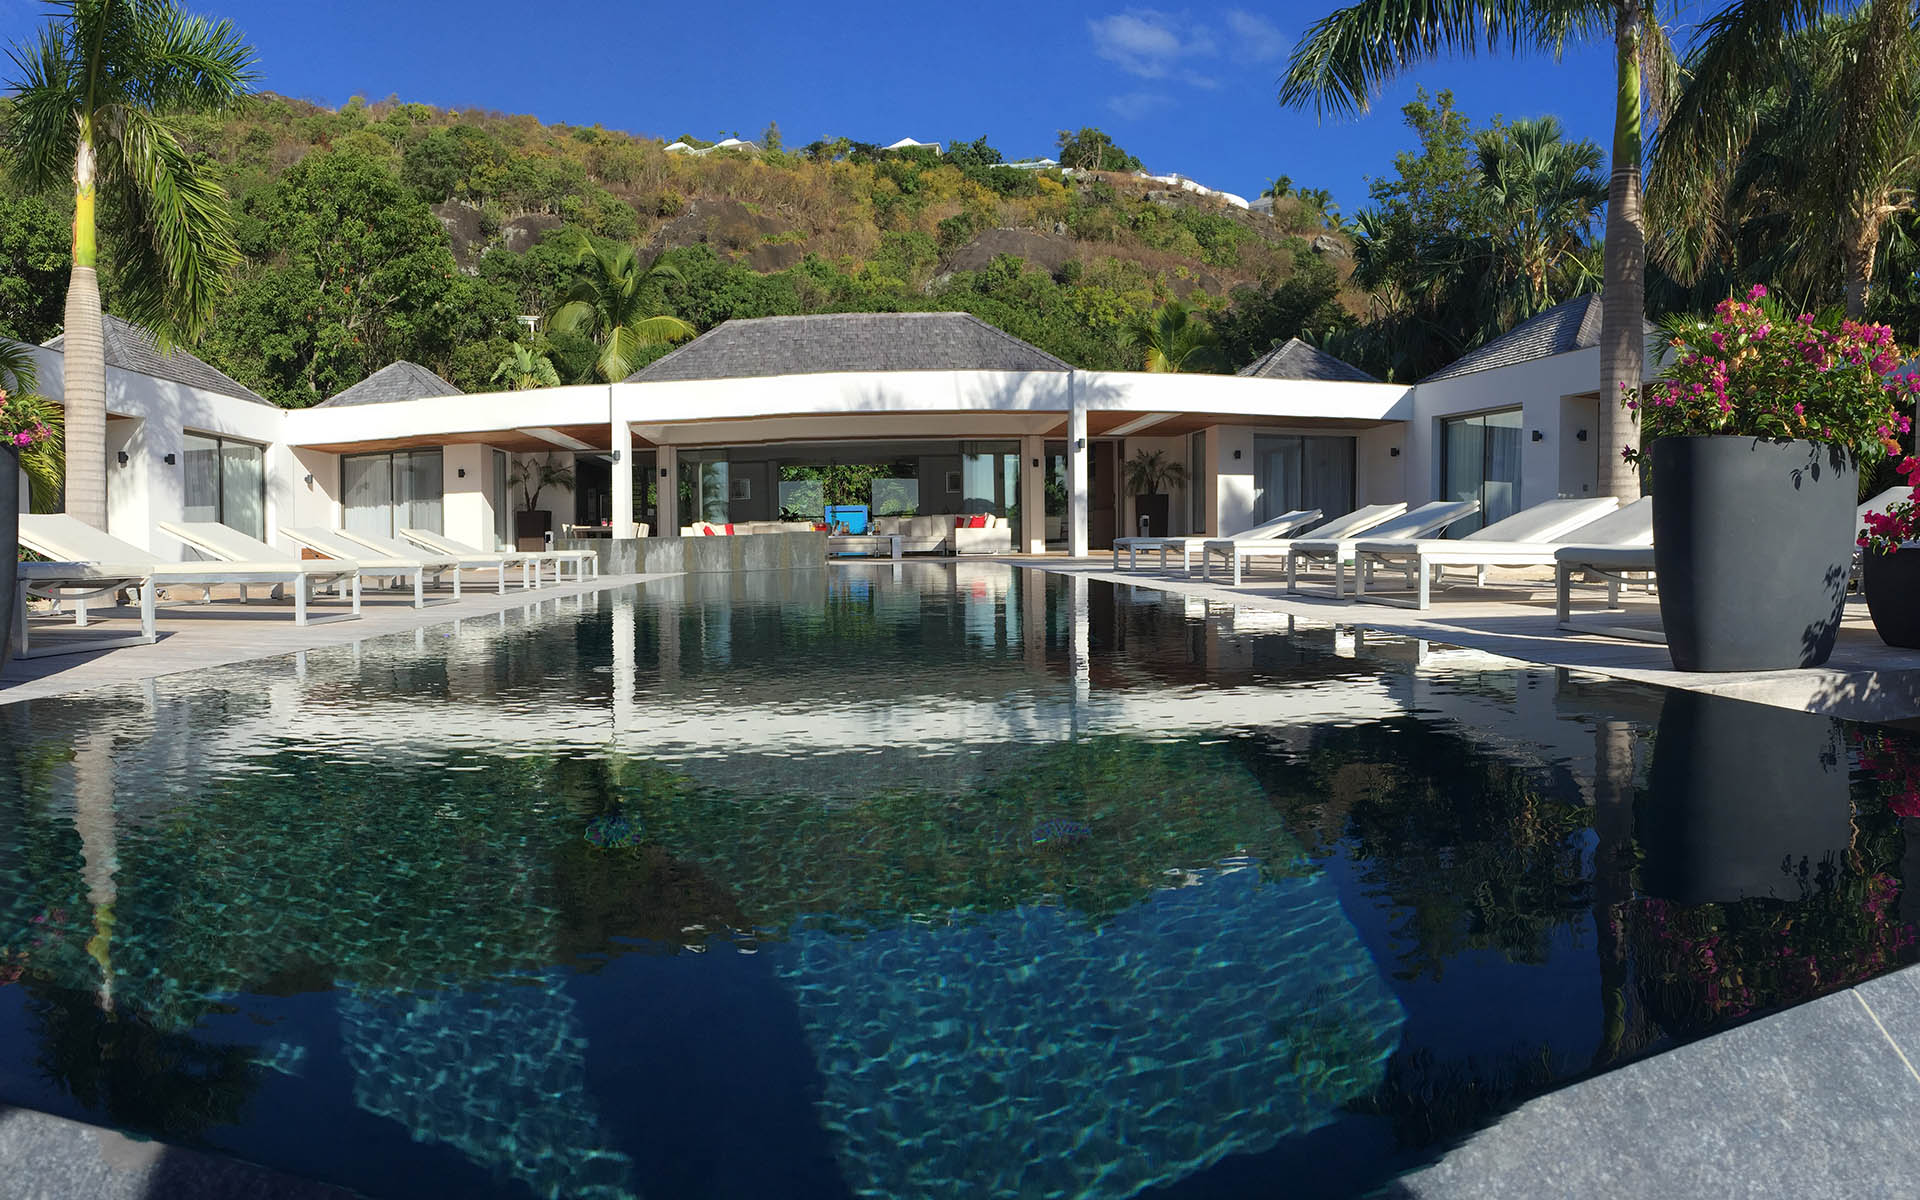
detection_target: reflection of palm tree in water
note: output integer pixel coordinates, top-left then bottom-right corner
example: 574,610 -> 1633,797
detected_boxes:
70,731 -> 117,1013
1589,720 -> 1636,1068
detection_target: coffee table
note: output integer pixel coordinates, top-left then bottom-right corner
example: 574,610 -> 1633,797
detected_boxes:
827,534 -> 904,560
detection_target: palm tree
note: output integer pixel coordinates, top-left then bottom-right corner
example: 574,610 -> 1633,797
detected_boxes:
490,342 -> 561,391
1282,0 -> 1680,498
548,236 -> 696,383
1474,117 -> 1608,319
4,0 -> 256,530
1118,301 -> 1225,373
1651,1 -> 1919,317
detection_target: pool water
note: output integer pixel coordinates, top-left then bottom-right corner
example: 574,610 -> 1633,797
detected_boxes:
0,564 -> 1915,1199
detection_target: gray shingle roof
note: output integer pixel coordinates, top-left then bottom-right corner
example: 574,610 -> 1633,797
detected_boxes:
1424,294 -> 1655,382
315,360 -> 463,408
625,312 -> 1071,382
1237,337 -> 1376,383
43,314 -> 273,406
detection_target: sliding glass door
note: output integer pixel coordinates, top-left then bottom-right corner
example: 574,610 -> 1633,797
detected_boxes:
492,450 -> 510,550
181,432 -> 265,540
1252,435 -> 1355,523
1441,409 -> 1523,535
343,449 -> 444,539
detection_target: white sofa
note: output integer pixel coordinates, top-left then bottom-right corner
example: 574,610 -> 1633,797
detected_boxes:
680,515 -> 1014,554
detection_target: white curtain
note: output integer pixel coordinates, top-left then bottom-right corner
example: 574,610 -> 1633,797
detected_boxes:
220,441 -> 265,540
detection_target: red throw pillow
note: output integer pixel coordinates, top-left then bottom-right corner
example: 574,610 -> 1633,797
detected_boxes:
954,516 -> 967,529
722,523 -> 736,535
968,514 -> 988,529
700,525 -> 715,536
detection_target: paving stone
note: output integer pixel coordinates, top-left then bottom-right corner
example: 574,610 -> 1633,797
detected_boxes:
1851,965 -> 1920,1067
0,1106 -> 359,1200
1394,988 -> 1920,1199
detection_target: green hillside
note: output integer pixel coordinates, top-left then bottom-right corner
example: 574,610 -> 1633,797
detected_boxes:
0,94 -> 1358,407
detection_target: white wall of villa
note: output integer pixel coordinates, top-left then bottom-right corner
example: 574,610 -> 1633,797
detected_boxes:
16,312 -> 1658,561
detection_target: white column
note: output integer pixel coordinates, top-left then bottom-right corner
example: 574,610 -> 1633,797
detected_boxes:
654,444 -> 678,535
611,416 -> 635,539
1067,377 -> 1089,558
1019,434 -> 1045,553
612,594 -> 636,736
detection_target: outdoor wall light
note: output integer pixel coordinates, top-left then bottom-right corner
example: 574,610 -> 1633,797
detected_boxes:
1389,447 -> 1401,457
115,451 -> 128,466
1073,437 -> 1085,451
659,467 -> 669,478
303,473 -> 314,486
1232,449 -> 1242,459
1530,430 -> 1544,442
610,449 -> 622,464
456,467 -> 466,478
1031,457 -> 1040,468
162,452 -> 176,465
1576,429 -> 1589,442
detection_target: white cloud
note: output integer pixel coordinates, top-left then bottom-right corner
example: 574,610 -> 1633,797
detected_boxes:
1107,91 -> 1174,120
1224,10 -> 1288,63
1088,10 -> 1217,80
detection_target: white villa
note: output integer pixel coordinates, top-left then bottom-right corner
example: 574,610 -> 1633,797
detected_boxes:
10,298 -> 1647,562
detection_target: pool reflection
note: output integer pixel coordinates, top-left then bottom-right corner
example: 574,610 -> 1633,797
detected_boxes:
0,563 -> 1914,1200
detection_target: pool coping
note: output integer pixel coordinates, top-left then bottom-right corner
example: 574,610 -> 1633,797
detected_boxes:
1014,558 -> 1920,724
0,572 -> 672,706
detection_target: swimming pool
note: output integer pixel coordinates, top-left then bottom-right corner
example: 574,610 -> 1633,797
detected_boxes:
0,563 -> 1913,1198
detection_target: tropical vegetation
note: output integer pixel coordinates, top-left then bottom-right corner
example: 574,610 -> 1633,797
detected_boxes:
3,0 -> 255,528
1623,286 -> 1915,467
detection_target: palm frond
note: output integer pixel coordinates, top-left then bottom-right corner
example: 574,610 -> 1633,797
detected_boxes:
548,299 -> 597,337
623,314 -> 697,345
1280,0 -> 1606,116
3,23 -> 82,192
98,103 -> 240,344
129,3 -> 257,114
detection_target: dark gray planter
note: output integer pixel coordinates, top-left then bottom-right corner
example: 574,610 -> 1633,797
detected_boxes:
1863,549 -> 1920,648
1133,493 -> 1170,538
1637,690 -> 1851,906
1650,436 -> 1857,671
0,443 -> 17,674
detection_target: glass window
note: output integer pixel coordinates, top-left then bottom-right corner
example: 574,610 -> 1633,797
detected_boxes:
343,449 -> 444,538
1252,435 -> 1355,523
492,449 -> 510,550
1189,431 -> 1207,534
1441,409 -> 1523,534
181,432 -> 265,540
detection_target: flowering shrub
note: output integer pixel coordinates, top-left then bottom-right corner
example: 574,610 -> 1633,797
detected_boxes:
1623,285 -> 1915,467
1859,457 -> 1920,555
0,388 -> 56,451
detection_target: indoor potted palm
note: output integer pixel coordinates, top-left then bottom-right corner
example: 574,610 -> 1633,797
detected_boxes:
0,382 -> 60,672
1625,286 -> 1912,670
1122,449 -> 1189,539
1857,456 -> 1920,647
508,452 -> 575,551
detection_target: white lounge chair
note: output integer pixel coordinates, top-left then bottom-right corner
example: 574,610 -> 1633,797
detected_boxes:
158,521 -> 365,621
1352,497 -> 1646,610
1557,486 -> 1910,640
14,559 -> 157,659
1199,503 -> 1412,585
280,525 -> 461,608
19,514 -> 358,630
1110,508 -> 1322,575
401,529 -> 599,584
335,529 -> 519,594
1213,500 -> 1478,588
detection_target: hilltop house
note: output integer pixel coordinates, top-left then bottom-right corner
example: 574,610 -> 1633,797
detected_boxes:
12,297 -> 1648,559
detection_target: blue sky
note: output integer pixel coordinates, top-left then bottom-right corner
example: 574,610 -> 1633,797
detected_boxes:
6,1 -> 1717,216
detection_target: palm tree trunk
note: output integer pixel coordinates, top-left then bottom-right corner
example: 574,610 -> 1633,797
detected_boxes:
63,127 -> 108,531
1598,1 -> 1647,499
1843,221 -> 1876,319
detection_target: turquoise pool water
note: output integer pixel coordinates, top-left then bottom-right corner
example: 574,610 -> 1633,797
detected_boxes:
0,564 -> 1914,1198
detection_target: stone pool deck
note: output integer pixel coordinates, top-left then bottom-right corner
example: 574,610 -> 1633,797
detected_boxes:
1015,556 -> 1920,724
0,572 -> 665,705
1392,964 -> 1920,1198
